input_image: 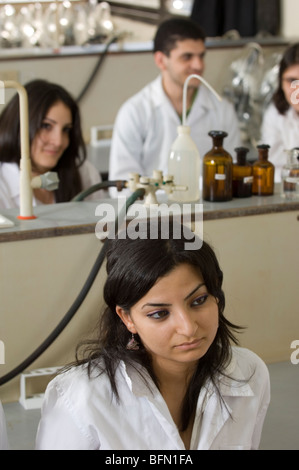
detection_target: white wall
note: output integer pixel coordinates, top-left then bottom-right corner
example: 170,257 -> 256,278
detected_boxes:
280,0 -> 299,38
0,44 -> 287,145
0,5 -> 298,144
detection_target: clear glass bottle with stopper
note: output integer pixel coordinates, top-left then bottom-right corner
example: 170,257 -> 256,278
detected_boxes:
202,130 -> 233,202
281,148 -> 299,199
232,146 -> 253,198
168,74 -> 222,202
252,144 -> 274,196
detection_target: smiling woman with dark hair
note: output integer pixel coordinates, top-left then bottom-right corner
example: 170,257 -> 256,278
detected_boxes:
35,221 -> 270,450
261,43 -> 299,182
0,79 -> 103,208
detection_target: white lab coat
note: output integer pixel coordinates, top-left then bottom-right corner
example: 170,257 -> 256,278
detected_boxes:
0,401 -> 9,450
0,160 -> 103,210
260,103 -> 299,182
109,75 -> 241,188
35,347 -> 270,450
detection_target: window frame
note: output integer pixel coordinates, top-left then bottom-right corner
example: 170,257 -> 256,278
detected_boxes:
108,1 -> 182,25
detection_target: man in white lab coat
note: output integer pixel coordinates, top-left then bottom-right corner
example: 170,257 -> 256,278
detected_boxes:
108,18 -> 241,192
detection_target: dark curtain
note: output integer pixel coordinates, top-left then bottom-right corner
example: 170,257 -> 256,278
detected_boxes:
256,0 -> 280,36
190,0 -> 280,37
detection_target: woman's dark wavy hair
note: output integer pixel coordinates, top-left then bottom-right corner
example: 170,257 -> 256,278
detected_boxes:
75,221 -> 244,432
273,42 -> 299,115
0,79 -> 86,201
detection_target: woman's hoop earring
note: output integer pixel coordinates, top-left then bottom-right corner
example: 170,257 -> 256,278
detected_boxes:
126,333 -> 139,351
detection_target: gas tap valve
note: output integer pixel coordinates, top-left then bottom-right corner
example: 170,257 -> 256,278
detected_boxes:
126,170 -> 187,205
31,172 -> 60,191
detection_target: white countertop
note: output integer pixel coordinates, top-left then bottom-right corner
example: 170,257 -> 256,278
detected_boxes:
0,185 -> 298,242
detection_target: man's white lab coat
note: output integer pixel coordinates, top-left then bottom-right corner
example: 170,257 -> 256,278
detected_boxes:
109,75 -> 241,187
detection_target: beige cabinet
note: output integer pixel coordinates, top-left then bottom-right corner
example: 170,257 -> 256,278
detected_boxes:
203,210 -> 299,363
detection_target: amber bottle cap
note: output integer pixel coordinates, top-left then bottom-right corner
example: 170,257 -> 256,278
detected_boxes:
257,144 -> 270,150
208,130 -> 228,139
257,144 -> 270,160
208,130 -> 228,147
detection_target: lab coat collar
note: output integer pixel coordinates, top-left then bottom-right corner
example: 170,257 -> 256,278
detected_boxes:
120,352 -> 254,450
150,75 -> 168,108
187,84 -> 219,125
122,351 -> 254,449
194,353 -> 254,450
151,75 -> 219,118
120,360 -> 158,398
121,352 -> 254,400
120,361 -> 184,448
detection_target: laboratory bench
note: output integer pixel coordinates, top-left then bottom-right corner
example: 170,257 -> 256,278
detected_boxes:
0,189 -> 298,403
0,188 -> 298,242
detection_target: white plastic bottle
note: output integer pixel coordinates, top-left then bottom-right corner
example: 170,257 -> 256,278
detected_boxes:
168,125 -> 200,202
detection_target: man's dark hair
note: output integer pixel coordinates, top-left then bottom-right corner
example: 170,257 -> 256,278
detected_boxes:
153,18 -> 206,56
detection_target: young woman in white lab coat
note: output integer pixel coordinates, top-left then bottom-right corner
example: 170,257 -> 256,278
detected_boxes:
0,79 -> 102,209
35,221 -> 270,450
261,43 -> 299,181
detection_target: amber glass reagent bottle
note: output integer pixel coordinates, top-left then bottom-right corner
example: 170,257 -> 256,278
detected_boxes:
202,130 -> 232,202
232,147 -> 253,198
252,144 -> 274,196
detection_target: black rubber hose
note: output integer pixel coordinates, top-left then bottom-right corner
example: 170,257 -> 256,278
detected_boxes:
71,180 -> 128,201
76,34 -> 119,103
0,188 -> 145,386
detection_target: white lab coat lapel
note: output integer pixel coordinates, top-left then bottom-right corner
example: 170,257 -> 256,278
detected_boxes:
123,361 -> 185,449
126,365 -> 231,450
195,390 -> 231,450
187,85 -> 216,126
146,393 -> 185,449
194,355 -> 255,449
122,353 -> 255,451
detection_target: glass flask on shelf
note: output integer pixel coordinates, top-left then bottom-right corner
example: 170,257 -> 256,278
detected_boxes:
252,144 -> 274,196
281,148 -> 299,199
202,130 -> 232,202
232,147 -> 253,198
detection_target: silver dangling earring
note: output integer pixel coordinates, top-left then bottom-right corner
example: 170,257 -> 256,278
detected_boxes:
126,333 -> 139,351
